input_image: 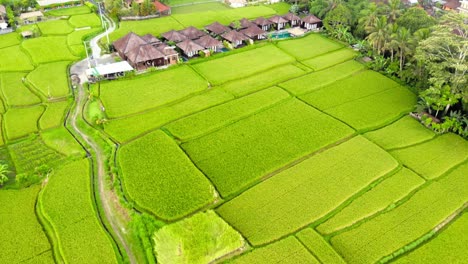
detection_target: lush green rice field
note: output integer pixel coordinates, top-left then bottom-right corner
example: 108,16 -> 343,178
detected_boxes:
22,37 -> 78,64
391,133 -> 468,179
0,72 -> 41,106
0,45 -> 34,71
0,32 -> 20,48
296,228 -> 346,264
276,34 -> 344,60
231,236 -> 318,264
4,106 -> 44,140
27,61 -> 72,99
39,100 -> 70,130
46,6 -> 91,16
118,130 -> 216,220
172,2 -> 230,14
41,127 -> 84,157
69,13 -> 102,28
0,186 -> 53,263
302,48 -> 358,70
39,159 -> 118,263
100,66 -> 207,118
38,19 -> 74,35
182,99 -> 354,198
217,136 -> 398,245
67,28 -> 102,45
109,16 -> 184,42
331,162 -> 468,264
193,45 -> 295,85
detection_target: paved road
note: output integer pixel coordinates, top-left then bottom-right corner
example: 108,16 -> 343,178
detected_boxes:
91,11 -> 116,59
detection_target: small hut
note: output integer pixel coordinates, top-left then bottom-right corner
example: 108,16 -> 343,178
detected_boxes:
176,39 -> 205,57
268,15 -> 288,30
194,35 -> 223,52
221,30 -> 250,48
179,26 -> 207,40
301,15 -> 322,30
283,13 -> 301,27
253,17 -> 273,31
240,26 -> 267,41
162,30 -> 187,43
205,21 -> 230,35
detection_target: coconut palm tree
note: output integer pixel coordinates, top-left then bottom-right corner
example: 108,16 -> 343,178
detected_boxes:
387,0 -> 402,22
366,16 -> 390,55
392,27 -> 414,73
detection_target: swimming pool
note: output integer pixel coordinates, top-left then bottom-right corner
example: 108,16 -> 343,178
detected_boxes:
269,31 -> 291,39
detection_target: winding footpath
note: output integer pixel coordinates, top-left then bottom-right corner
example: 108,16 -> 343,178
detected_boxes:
67,14 -> 137,263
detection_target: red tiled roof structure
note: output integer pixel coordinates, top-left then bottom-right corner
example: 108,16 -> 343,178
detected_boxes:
162,30 -> 187,42
443,0 -> 461,9
179,26 -> 207,40
205,21 -> 230,35
154,1 -> 171,12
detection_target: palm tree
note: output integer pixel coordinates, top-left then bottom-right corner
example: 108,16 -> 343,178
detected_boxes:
366,16 -> 390,55
0,163 -> 10,186
387,0 -> 402,22
392,27 -> 414,73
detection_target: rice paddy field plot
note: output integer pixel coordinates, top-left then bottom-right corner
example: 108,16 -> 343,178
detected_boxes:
39,159 -> 118,263
221,6 -> 277,21
37,19 -> 74,35
171,2 -> 230,14
296,229 -> 346,264
219,64 -> 306,97
68,44 -> 85,56
45,6 -> 91,16
0,32 -> 20,48
393,214 -> 468,264
118,130 -> 216,220
321,86 -> 417,131
0,72 -> 41,106
365,115 -> 436,150
302,48 -> 358,71
279,60 -> 365,95
165,87 -> 291,141
39,100 -> 70,130
8,136 -> 63,173
41,127 -> 85,157
317,168 -> 425,235
216,136 -> 398,245
68,13 -> 102,28
109,16 -> 183,42
22,37 -> 78,64
330,162 -> 468,264
104,89 -> 233,142
276,34 -> 344,60
27,61 -> 71,99
299,71 -> 401,110
182,99 -> 354,198
99,66 -> 207,118
0,45 -> 34,71
154,210 -> 245,264
266,2 -> 292,15
4,106 -> 44,140
172,11 -> 232,28
193,45 -> 295,85
230,236 -> 318,264
0,186 -> 53,263
67,28 -> 102,45
391,133 -> 468,180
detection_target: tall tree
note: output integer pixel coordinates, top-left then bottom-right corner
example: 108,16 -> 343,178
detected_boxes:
386,0 -> 402,22
396,7 -> 436,32
323,3 -> 352,32
392,27 -> 414,73
366,16 -> 390,55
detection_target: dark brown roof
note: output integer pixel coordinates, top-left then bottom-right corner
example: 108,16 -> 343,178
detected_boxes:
221,30 -> 250,43
444,0 -> 461,9
162,30 -> 187,42
283,13 -> 300,22
155,43 -> 178,56
239,26 -> 266,38
253,17 -> 273,26
126,44 -> 165,64
230,18 -> 255,29
176,39 -> 205,54
302,15 -> 321,24
269,15 -> 288,24
205,21 -> 231,35
113,32 -> 148,55
179,26 -> 207,40
194,35 -> 222,49
141,34 -> 161,44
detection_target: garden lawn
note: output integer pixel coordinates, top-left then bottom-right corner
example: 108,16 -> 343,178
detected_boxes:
27,61 -> 71,99
317,168 -> 424,235
0,45 -> 34,71
165,87 -> 290,141
22,37 -> 78,64
302,48 -> 357,70
0,32 -> 20,48
69,13 -> 101,28
330,162 -> 468,264
39,159 -> 118,263
39,100 -> 70,130
46,6 -> 91,16
393,214 -> 468,264
4,106 -> 44,140
109,16 -> 183,42
0,72 -> 41,106
0,186 -> 53,264
118,130 -> 216,220
154,210 -> 245,264
296,229 -> 346,264
390,133 -> 468,179
37,19 -> 74,35
276,34 -> 344,60
104,89 -> 233,142
41,127 -> 85,157
193,45 -> 295,85
99,66 -> 207,118
67,28 -> 102,45
280,60 -> 365,95
216,136 -> 398,245
219,64 -> 306,97
183,99 -> 354,198
231,237 -> 318,264
365,115 -> 435,149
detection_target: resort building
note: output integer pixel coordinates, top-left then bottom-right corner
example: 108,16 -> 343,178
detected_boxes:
0,5 -> 7,30
162,30 -> 187,42
226,0 -> 247,8
230,18 -> 255,29
194,35 -> 223,52
19,11 -> 44,24
253,17 -> 273,31
205,21 -> 231,35
221,30 -> 250,47
240,25 -> 267,40
283,13 -> 301,27
268,15 -> 288,30
179,26 -> 207,40
154,1 -> 171,16
301,15 -> 322,30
